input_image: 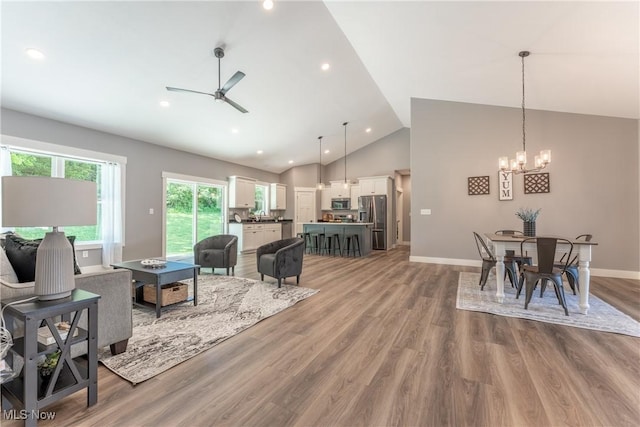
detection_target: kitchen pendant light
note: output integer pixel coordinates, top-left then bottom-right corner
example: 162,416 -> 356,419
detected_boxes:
343,122 -> 349,189
499,51 -> 551,174
317,136 -> 324,190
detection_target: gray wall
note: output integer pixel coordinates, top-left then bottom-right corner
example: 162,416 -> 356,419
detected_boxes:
279,163 -> 319,220
1,108 -> 280,260
324,127 -> 410,181
402,174 -> 411,243
410,98 -> 640,272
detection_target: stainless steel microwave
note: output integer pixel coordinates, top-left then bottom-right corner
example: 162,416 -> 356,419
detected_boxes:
331,198 -> 350,210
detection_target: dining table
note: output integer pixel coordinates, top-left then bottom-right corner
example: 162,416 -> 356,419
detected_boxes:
484,233 -> 598,315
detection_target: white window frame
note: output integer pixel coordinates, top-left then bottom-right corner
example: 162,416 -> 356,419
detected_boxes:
0,134 -> 127,249
161,172 -> 228,259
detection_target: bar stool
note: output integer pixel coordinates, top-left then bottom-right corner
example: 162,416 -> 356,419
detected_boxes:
308,232 -> 324,254
298,232 -> 313,254
343,233 -> 361,257
322,233 -> 342,256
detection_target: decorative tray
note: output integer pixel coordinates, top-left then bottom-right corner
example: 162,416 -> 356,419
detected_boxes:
140,259 -> 167,268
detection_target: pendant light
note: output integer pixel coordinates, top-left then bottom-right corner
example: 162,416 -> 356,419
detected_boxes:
342,121 -> 349,189
499,51 -> 551,174
317,136 -> 324,190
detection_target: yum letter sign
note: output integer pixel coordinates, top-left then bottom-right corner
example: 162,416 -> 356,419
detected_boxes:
498,171 -> 513,201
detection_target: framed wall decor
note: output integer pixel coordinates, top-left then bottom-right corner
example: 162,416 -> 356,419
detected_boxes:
467,176 -> 490,195
498,171 -> 513,200
524,172 -> 550,194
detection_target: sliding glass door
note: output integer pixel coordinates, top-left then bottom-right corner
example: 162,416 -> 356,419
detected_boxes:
164,174 -> 226,258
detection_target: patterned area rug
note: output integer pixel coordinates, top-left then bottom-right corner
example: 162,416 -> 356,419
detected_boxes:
98,275 -> 318,384
457,272 -> 640,337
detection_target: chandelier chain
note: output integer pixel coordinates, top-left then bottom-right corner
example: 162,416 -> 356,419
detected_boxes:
343,122 -> 348,183
521,52 -> 526,153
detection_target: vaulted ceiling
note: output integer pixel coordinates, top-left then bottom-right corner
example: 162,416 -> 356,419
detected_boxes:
2,1 -> 637,173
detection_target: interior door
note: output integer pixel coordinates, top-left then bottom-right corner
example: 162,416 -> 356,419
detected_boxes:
295,189 -> 316,234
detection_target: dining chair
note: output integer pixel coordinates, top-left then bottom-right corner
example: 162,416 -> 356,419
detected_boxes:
473,232 -> 497,290
555,234 -> 592,294
518,237 -> 574,316
494,229 -> 533,289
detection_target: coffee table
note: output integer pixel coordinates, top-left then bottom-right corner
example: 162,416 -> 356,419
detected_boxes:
111,260 -> 200,318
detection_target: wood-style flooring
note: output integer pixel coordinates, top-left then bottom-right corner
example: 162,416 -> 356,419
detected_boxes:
2,246 -> 639,426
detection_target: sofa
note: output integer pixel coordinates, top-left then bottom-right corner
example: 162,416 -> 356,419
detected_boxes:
1,237 -> 132,356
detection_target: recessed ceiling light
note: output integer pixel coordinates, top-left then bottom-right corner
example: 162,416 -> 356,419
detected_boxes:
159,101 -> 170,108
231,128 -> 239,134
263,0 -> 274,10
257,150 -> 264,154
321,63 -> 330,71
288,160 -> 294,164
365,127 -> 372,133
324,149 -> 330,154
25,48 -> 45,60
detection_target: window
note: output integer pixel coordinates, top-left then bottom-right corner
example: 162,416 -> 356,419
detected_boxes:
163,173 -> 227,258
1,137 -> 126,267
6,151 -> 101,242
252,183 -> 269,216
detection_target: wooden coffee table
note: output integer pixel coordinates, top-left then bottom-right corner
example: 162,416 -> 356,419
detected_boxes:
111,260 -> 200,318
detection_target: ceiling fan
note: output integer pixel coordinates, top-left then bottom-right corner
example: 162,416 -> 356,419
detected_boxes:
166,47 -> 248,113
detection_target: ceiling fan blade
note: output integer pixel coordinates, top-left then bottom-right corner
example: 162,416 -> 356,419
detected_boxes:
224,96 -> 248,114
219,71 -> 245,95
166,87 -> 214,97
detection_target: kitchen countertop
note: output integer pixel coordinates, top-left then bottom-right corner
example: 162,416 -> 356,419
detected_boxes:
229,219 -> 293,224
301,222 -> 373,225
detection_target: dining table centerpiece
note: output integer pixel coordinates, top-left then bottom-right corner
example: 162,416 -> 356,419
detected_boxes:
516,207 -> 541,236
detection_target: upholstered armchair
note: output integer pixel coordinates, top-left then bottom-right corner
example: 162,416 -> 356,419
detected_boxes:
256,237 -> 305,288
194,234 -> 238,275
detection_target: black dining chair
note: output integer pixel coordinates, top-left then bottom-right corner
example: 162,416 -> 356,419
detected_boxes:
518,237 -> 574,316
473,232 -> 497,290
554,234 -> 592,294
494,229 -> 533,289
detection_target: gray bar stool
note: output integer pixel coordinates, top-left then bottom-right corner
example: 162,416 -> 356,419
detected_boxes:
342,233 -> 361,257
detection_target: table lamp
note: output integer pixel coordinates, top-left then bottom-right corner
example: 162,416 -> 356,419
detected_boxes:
1,176 -> 97,300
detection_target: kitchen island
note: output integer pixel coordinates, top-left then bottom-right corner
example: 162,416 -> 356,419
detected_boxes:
302,222 -> 373,256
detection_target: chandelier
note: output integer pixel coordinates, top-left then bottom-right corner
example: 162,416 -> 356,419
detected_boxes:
499,51 -> 551,174
342,122 -> 349,189
317,136 -> 324,190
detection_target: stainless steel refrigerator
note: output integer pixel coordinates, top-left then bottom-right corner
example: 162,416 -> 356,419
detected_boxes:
358,195 -> 387,250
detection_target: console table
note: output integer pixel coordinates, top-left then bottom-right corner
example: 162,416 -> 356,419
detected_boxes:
1,289 -> 100,427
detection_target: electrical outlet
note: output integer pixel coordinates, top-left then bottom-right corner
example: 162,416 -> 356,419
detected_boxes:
82,251 -> 89,258
149,208 -> 154,215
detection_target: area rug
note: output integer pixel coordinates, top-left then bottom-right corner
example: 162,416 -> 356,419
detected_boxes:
98,275 -> 318,384
457,272 -> 640,337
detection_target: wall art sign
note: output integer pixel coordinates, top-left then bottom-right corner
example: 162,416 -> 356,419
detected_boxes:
524,172 -> 550,194
498,171 -> 513,200
467,176 -> 490,195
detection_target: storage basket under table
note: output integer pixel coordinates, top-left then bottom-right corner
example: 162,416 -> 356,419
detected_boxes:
143,282 -> 187,306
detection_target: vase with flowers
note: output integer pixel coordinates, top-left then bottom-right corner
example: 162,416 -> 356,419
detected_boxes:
516,207 -> 541,237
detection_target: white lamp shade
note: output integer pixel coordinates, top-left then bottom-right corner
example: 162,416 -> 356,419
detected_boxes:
1,176 -> 97,227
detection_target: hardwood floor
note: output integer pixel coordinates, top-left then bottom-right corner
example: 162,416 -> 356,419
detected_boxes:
3,246 -> 639,426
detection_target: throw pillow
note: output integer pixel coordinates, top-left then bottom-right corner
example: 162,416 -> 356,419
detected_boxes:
4,234 -> 82,283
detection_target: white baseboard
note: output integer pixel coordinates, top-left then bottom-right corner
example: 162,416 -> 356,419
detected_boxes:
409,256 -> 640,280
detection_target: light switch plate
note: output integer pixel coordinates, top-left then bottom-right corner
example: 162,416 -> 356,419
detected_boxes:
420,209 -> 431,215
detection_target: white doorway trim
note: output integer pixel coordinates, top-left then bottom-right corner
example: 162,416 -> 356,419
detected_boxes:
294,187 -> 317,235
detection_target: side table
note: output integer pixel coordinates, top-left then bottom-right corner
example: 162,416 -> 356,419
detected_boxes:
1,289 -> 100,427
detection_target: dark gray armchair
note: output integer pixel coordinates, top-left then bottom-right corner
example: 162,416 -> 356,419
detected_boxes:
194,234 -> 238,275
256,237 -> 305,288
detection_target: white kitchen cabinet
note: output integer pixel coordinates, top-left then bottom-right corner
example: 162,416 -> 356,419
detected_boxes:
320,188 -> 332,210
269,183 -> 287,210
229,222 -> 281,253
330,181 -> 350,199
262,223 -> 282,243
228,176 -> 256,208
350,184 -> 360,210
358,176 -> 391,196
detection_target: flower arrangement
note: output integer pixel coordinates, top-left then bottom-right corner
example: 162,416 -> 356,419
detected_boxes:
38,350 -> 61,376
515,207 -> 541,222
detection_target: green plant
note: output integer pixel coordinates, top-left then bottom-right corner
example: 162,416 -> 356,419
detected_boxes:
515,207 -> 541,222
38,351 -> 61,376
